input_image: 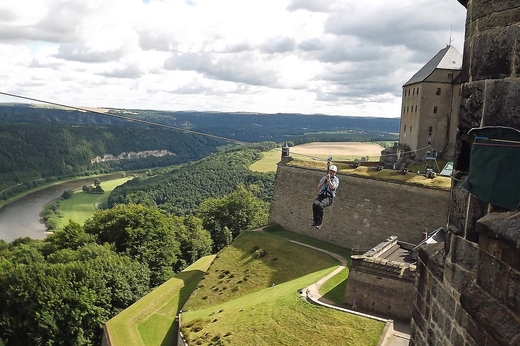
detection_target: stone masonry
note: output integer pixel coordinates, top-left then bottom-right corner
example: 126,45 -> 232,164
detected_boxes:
409,1 -> 520,345
269,162 -> 449,249
344,236 -> 417,321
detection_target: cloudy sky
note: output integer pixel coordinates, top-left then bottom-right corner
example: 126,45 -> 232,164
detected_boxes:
0,0 -> 467,117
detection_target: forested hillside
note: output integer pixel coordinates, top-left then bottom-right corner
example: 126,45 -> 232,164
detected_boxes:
0,103 -> 399,143
0,123 -> 226,200
108,143 -> 276,216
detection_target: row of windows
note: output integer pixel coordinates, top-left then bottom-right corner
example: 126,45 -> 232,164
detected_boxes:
403,125 -> 413,132
404,86 -> 444,97
402,125 -> 433,133
402,105 -> 438,114
403,87 -> 420,97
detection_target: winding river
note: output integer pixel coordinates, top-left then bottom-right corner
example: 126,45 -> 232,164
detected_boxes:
0,175 -> 122,243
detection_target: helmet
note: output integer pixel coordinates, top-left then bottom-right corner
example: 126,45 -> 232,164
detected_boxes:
329,165 -> 337,172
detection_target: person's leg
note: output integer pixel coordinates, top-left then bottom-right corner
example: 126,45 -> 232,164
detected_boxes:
316,196 -> 332,227
313,195 -> 327,226
312,197 -> 321,225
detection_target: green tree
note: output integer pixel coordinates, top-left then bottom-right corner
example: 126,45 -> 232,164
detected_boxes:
0,251 -> 150,345
198,185 -> 269,251
61,189 -> 74,199
45,220 -> 96,251
83,204 -> 181,286
174,215 -> 213,271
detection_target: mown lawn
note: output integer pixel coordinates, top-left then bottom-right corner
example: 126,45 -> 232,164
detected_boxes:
181,231 -> 384,346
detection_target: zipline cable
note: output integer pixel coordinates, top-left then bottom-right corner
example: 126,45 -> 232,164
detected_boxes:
0,91 -> 247,145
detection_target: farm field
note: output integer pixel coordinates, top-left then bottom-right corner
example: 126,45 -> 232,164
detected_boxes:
289,142 -> 385,160
250,142 -> 385,173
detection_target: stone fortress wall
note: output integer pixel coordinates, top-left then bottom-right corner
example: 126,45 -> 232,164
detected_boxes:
409,1 -> 520,345
269,162 -> 449,250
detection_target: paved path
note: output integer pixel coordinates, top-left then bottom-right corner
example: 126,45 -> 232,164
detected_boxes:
252,227 -> 411,346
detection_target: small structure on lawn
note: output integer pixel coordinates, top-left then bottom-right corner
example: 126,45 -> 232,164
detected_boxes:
344,229 -> 445,321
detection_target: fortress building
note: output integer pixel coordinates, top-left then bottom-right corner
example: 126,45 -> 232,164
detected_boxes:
399,45 -> 462,160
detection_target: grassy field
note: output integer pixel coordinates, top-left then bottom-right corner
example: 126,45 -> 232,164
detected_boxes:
181,230 -> 383,346
249,149 -> 282,172
56,177 -> 132,227
105,255 -> 215,346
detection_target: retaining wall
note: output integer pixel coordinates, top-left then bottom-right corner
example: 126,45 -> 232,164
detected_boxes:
268,162 -> 450,249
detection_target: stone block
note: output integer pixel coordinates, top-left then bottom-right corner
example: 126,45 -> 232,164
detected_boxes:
477,212 -> 520,250
449,235 -> 479,272
461,283 -> 520,346
447,187 -> 470,236
507,269 -> 520,314
429,245 -> 446,281
431,301 -> 447,333
477,250 -> 509,301
481,80 -> 520,127
476,7 -> 520,32
437,284 -> 457,316
471,0 -> 520,20
450,326 -> 465,346
471,29 -> 515,80
445,259 -> 476,295
458,81 -> 485,135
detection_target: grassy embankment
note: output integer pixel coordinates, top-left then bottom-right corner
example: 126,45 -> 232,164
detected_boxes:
105,255 -> 215,346
105,226 -> 383,346
180,227 -> 383,346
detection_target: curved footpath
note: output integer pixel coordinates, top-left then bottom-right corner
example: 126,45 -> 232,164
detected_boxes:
254,228 -> 410,346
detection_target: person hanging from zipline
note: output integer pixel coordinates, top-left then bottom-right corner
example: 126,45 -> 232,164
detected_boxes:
312,164 -> 339,229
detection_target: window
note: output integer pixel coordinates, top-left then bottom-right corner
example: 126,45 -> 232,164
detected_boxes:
433,106 -> 438,113
404,125 -> 407,132
429,126 -> 433,133
415,105 -> 417,112
436,88 -> 441,95
413,88 -> 415,95
448,73 -> 453,79
410,126 -> 413,132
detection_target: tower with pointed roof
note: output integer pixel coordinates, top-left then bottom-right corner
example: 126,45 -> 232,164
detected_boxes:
399,45 -> 462,160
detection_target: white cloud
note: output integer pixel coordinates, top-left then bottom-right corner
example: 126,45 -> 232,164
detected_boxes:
0,0 -> 467,117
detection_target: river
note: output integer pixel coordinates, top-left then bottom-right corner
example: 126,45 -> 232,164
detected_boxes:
0,175 -> 123,243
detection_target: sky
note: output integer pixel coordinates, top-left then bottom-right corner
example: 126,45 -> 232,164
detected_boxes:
0,0 -> 467,118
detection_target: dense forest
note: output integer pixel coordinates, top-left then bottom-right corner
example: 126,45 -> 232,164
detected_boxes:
0,123 -> 226,199
108,143 -> 276,215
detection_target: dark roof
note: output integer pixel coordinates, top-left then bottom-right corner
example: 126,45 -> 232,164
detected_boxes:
403,45 -> 462,86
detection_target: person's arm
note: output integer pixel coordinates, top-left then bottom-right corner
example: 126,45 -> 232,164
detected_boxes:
318,175 -> 328,190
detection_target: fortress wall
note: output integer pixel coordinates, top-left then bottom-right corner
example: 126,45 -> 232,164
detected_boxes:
410,1 -> 520,345
344,259 -> 416,320
268,162 -> 449,249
